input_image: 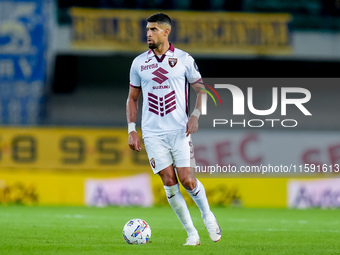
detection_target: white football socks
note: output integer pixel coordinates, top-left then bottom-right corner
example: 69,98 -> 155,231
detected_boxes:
164,184 -> 198,237
186,178 -> 212,220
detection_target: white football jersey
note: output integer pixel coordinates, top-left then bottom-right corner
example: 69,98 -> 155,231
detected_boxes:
130,44 -> 201,138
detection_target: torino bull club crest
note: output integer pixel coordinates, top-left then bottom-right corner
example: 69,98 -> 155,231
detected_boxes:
150,158 -> 156,169
168,58 -> 178,68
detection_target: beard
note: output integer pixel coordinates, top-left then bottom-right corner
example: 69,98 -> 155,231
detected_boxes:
148,41 -> 161,50
148,43 -> 157,49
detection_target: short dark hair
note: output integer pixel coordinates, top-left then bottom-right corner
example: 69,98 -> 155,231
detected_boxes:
146,13 -> 171,26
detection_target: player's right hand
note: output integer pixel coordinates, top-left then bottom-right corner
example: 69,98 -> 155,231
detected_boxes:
128,131 -> 141,152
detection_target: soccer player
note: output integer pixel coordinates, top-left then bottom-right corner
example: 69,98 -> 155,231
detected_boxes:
126,13 -> 221,246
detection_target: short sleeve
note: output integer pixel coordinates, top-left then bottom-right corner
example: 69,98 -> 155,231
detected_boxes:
185,54 -> 202,84
129,59 -> 141,88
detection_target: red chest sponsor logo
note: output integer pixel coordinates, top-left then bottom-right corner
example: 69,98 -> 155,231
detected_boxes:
148,90 -> 176,117
141,63 -> 158,72
153,85 -> 170,89
152,67 -> 168,84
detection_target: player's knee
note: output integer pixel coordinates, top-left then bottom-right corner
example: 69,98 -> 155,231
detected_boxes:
180,177 -> 196,191
161,176 -> 178,186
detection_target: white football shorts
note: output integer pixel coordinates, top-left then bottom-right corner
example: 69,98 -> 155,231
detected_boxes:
143,131 -> 196,174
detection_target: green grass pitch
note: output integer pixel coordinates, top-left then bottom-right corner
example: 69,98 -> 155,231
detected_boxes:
0,206 -> 339,255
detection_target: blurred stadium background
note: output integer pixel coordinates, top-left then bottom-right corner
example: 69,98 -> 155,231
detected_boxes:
1,0 -> 340,211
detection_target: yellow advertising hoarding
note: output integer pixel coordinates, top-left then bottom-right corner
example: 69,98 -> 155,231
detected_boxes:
0,169 -> 288,207
0,127 -> 149,171
0,127 -> 288,207
70,9 -> 292,55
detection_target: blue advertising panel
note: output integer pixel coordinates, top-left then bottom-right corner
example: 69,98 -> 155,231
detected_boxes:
0,0 -> 50,124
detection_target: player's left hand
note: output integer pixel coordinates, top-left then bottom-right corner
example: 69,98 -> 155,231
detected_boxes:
186,115 -> 199,137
